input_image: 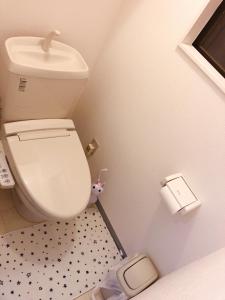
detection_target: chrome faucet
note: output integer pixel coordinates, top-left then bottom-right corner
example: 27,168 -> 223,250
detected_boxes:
41,30 -> 61,52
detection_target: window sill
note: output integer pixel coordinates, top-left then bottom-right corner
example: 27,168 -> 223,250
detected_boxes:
179,43 -> 225,94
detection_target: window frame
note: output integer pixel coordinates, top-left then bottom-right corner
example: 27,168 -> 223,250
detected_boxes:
179,0 -> 225,94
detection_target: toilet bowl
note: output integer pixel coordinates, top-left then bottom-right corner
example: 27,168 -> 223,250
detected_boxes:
2,119 -> 91,222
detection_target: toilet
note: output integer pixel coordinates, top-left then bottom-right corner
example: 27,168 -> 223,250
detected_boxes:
0,36 -> 91,222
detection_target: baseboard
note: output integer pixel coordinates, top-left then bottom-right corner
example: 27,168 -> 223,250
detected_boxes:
96,200 -> 127,259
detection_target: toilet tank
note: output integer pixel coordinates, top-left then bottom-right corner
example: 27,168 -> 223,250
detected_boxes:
0,37 -> 88,123
0,66 -> 87,123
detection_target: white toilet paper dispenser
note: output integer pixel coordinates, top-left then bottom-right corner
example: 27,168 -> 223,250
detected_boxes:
160,173 -> 201,215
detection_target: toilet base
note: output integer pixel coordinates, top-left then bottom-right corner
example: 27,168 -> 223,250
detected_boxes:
12,189 -> 46,223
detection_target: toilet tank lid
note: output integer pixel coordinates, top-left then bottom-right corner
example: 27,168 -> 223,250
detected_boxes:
3,119 -> 75,136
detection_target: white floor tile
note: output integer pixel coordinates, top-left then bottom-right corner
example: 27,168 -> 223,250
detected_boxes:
0,215 -> 6,235
74,289 -> 93,300
0,189 -> 35,234
1,205 -> 35,233
0,190 -> 13,212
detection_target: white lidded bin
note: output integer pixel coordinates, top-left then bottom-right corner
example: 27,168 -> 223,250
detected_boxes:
92,254 -> 158,300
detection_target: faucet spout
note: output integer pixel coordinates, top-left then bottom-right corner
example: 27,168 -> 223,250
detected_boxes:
41,30 -> 61,52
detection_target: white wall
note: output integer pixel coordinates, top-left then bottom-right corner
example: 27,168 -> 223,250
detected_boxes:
74,0 -> 225,275
0,0 -> 122,68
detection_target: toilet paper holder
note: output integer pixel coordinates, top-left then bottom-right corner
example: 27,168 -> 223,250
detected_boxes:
160,173 -> 201,215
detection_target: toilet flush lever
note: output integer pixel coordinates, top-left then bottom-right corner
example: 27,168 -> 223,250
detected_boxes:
0,151 -> 15,189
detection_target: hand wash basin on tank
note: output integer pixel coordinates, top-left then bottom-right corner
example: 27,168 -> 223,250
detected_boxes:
0,34 -> 89,122
3,36 -> 88,79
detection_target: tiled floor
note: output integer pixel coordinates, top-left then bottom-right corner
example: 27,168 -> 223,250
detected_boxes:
0,140 -> 34,234
75,289 -> 93,300
0,191 -> 122,300
0,190 -> 96,300
0,189 -> 34,234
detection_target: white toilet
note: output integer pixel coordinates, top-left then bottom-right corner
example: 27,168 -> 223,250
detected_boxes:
0,35 -> 91,222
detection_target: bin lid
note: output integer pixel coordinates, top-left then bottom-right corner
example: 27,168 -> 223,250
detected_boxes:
124,257 -> 157,290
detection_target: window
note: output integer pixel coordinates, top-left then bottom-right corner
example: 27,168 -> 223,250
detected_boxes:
193,0 -> 225,78
179,0 -> 225,94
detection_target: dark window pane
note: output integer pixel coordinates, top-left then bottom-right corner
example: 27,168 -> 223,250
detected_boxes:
193,1 -> 225,78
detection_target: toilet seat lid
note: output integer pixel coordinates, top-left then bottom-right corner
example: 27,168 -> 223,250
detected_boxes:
6,130 -> 91,219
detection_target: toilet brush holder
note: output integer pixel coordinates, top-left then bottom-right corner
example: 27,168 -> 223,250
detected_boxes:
88,169 -> 108,206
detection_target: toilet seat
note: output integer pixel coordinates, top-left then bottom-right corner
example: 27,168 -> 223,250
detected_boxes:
3,120 -> 91,220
